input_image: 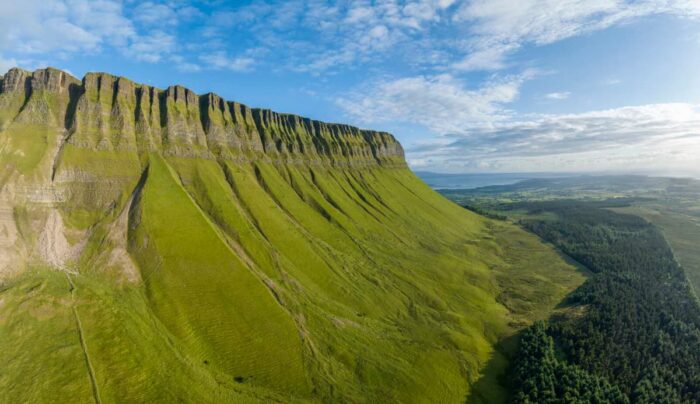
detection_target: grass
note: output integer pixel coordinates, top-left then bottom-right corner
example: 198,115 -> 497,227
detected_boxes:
0,74 -> 587,402
464,222 -> 587,403
0,268 -> 290,403
128,154 -> 309,396
0,123 -> 53,176
0,154 -> 585,402
0,90 -> 70,183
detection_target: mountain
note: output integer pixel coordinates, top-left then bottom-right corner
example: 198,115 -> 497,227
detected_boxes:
0,67 -> 585,403
414,171 -> 566,190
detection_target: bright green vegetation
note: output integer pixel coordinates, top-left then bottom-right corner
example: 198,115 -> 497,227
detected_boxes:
444,180 -> 700,403
464,222 -> 587,404
0,268 -> 288,403
0,68 -> 585,402
129,155 -> 309,395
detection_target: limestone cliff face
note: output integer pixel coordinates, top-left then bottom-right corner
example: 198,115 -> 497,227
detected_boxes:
0,67 -> 405,167
0,67 -> 406,279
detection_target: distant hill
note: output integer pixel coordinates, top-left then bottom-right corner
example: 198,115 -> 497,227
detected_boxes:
0,68 -> 584,403
415,171 -> 569,190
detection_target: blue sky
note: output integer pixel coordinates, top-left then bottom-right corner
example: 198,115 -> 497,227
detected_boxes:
1,0 -> 699,175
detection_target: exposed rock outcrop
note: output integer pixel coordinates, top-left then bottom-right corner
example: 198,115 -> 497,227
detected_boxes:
0,67 -> 406,278
0,67 -> 405,167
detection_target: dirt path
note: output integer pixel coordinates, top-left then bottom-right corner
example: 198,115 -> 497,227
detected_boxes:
65,273 -> 102,404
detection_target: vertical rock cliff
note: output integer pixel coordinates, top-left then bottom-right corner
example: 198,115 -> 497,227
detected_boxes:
0,67 -> 404,277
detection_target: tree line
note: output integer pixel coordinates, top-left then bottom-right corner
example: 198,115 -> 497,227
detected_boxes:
504,200 -> 700,403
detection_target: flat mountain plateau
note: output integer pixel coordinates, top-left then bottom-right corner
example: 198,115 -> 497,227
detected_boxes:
0,68 -> 585,403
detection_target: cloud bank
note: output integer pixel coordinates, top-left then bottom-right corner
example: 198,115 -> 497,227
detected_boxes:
452,0 -> 700,70
337,71 -> 535,133
407,103 -> 700,173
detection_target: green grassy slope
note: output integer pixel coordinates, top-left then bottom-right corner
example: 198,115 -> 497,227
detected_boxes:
0,268 -> 291,403
0,68 -> 586,403
129,155 -> 309,396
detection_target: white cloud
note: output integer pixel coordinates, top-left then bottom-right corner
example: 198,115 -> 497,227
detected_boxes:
124,31 -> 175,63
452,0 -> 700,71
451,43 -> 517,71
345,6 -> 375,24
132,2 -> 178,26
305,0 -> 456,70
177,63 -> 201,72
1,0 -> 697,77
230,57 -> 255,71
545,91 -> 570,100
177,6 -> 204,21
0,0 -> 135,54
407,103 -> 700,173
337,70 -> 536,133
200,52 -> 255,72
206,0 -> 457,73
170,55 -> 200,73
186,0 -> 700,75
0,0 -> 183,66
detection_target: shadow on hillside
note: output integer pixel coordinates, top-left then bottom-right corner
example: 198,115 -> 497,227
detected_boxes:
465,332 -> 520,404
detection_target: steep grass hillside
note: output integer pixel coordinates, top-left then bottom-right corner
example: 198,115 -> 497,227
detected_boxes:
0,68 -> 585,403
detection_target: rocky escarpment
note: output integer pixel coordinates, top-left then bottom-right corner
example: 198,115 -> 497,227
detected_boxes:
0,67 -> 404,278
0,67 -> 405,168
